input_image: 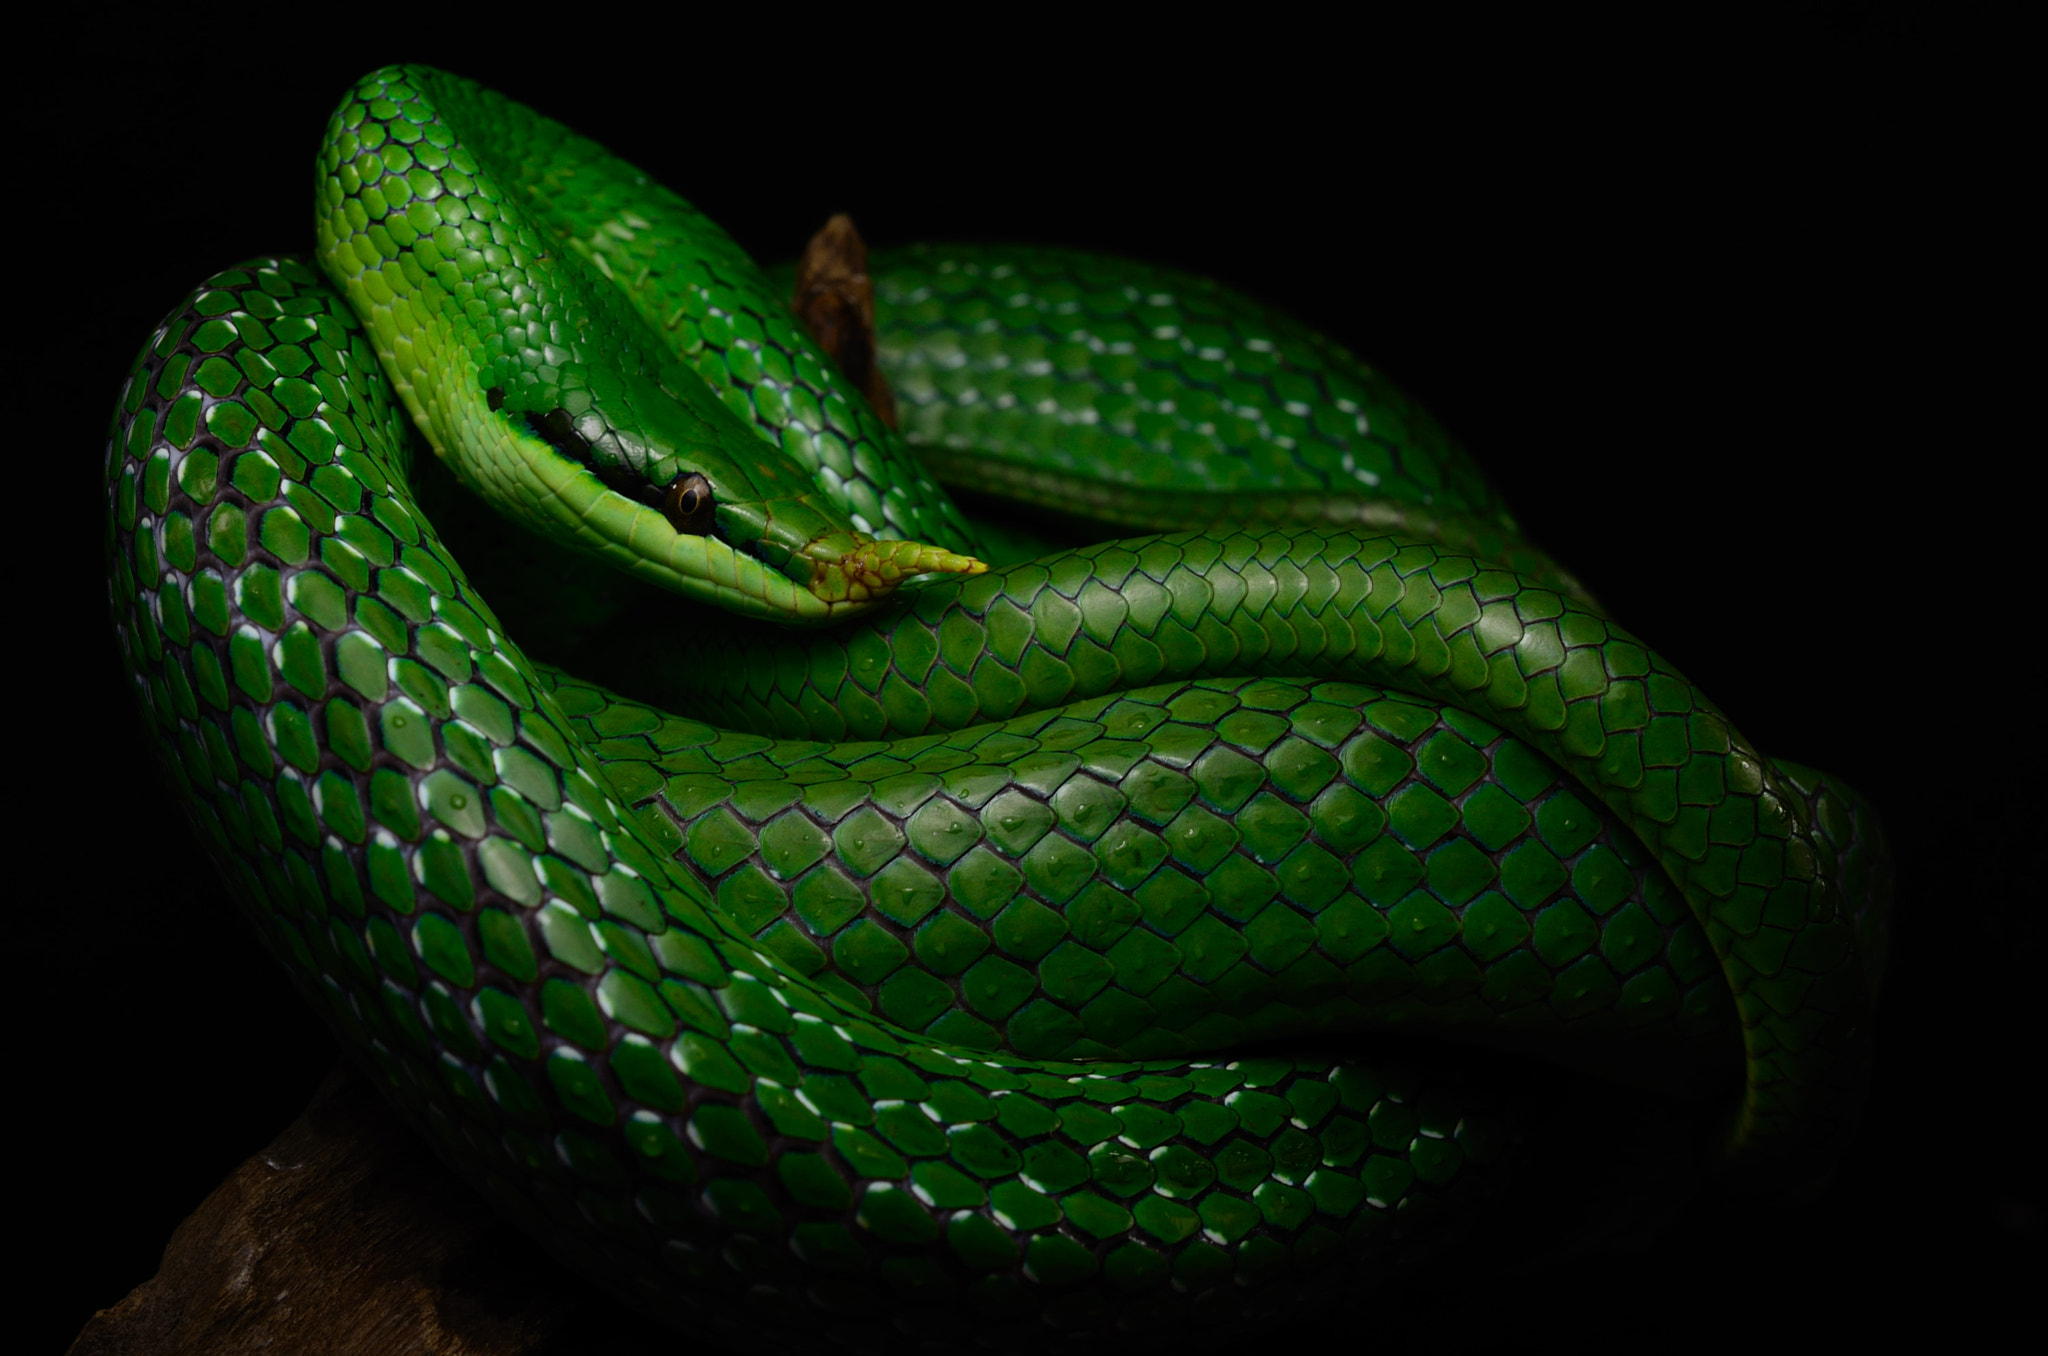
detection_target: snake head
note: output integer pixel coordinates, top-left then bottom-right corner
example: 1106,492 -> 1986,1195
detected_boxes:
474,360 -> 982,623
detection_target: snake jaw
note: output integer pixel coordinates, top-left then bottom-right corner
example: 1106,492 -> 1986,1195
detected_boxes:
803,532 -> 986,603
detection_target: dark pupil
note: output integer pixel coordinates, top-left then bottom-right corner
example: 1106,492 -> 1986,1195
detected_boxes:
664,473 -> 715,534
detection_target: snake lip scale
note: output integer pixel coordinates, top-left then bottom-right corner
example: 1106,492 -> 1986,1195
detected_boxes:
103,63 -> 1890,1350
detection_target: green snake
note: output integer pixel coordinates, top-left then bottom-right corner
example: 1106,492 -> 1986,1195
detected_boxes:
104,65 -> 1890,1347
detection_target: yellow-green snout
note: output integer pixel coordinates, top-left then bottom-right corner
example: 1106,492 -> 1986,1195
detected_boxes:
798,530 -> 988,606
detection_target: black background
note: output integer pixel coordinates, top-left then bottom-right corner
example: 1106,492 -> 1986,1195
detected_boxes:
28,6 -> 2029,1349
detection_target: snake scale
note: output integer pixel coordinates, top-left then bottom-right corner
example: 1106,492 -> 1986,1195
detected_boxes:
103,66 -> 1890,1349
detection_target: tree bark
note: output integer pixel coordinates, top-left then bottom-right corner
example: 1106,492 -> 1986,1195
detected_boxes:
65,1065 -> 604,1356
792,213 -> 900,430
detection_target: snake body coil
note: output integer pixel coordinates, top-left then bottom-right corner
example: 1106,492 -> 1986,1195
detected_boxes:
104,67 -> 1889,1349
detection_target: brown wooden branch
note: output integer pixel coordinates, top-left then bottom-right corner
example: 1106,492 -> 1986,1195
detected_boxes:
792,214 -> 900,430
65,1065 -> 609,1356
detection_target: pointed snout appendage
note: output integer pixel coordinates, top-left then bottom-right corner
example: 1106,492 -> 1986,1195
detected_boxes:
807,535 -> 987,605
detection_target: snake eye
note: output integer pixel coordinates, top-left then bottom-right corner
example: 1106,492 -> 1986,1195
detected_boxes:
662,473 -> 715,535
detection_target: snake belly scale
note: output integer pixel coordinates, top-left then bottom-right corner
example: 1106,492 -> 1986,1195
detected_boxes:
103,65 -> 1889,1349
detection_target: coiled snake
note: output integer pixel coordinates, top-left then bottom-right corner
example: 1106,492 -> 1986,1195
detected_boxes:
103,65 -> 1890,1350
